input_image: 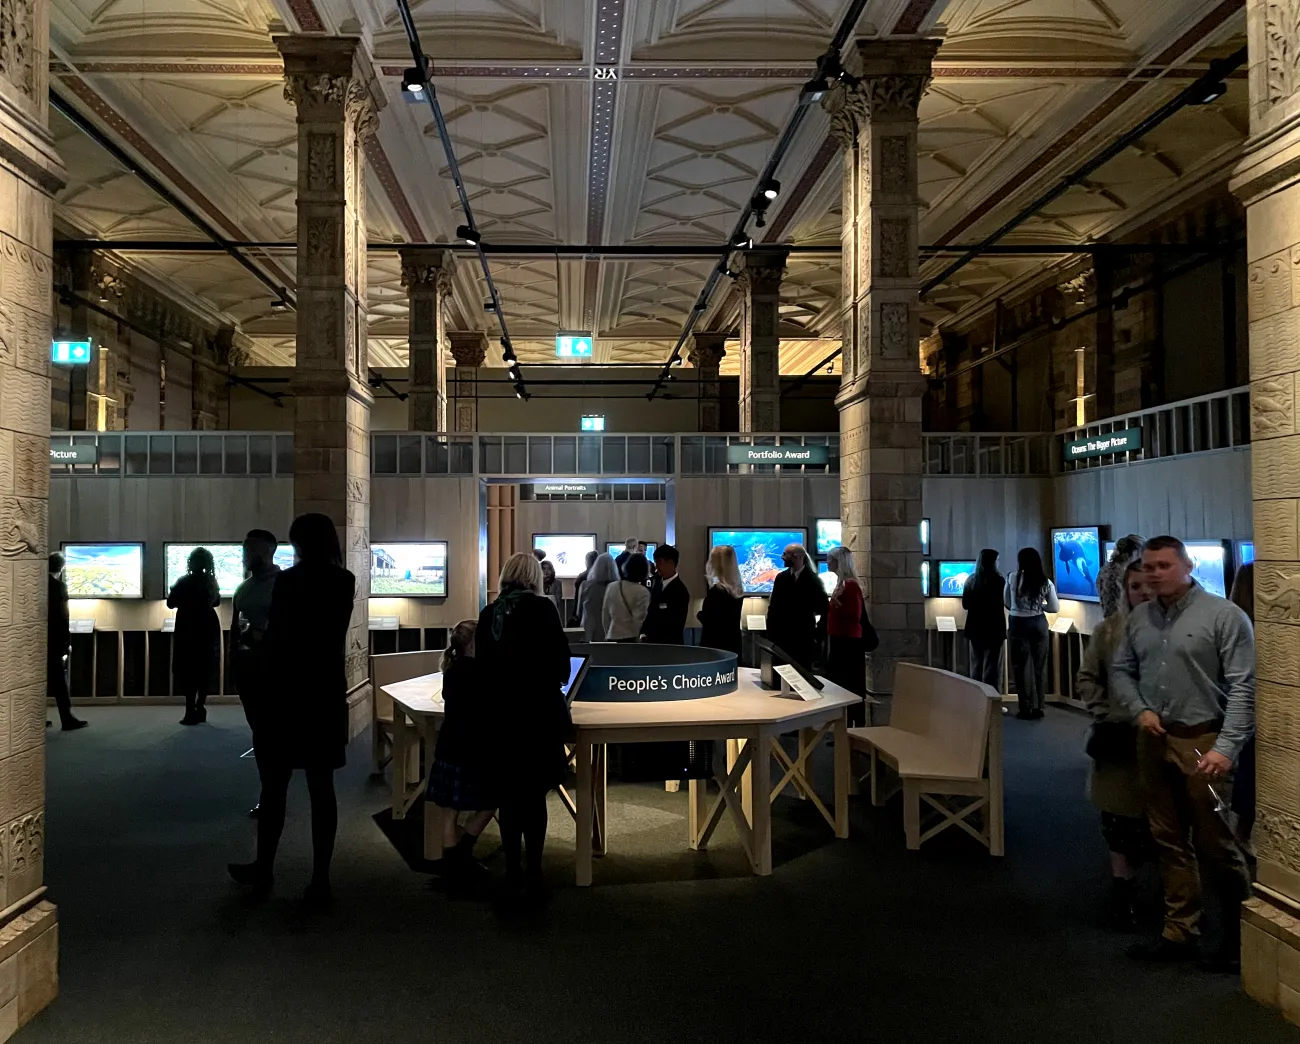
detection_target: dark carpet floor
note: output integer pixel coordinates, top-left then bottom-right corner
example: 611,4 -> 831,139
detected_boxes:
15,704 -> 1300,1043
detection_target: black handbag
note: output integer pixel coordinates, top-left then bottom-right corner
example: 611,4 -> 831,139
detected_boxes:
861,605 -> 880,653
1086,720 -> 1137,763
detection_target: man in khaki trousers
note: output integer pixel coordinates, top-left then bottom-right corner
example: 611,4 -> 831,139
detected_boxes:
1110,535 -> 1254,973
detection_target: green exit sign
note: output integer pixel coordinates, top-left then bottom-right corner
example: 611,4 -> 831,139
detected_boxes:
580,415 -> 605,432
52,340 -> 92,364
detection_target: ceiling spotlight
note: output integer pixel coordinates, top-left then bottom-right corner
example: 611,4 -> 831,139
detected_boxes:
508,364 -> 520,380
270,296 -> 290,313
761,179 -> 780,200
799,73 -> 830,106
731,231 -> 753,250
457,224 -> 481,246
1191,80 -> 1226,105
484,300 -> 497,312
672,355 -> 685,367
401,67 -> 426,96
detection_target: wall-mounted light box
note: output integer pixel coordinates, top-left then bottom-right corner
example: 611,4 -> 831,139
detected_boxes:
580,415 -> 605,432
556,333 -> 593,358
52,340 -> 92,365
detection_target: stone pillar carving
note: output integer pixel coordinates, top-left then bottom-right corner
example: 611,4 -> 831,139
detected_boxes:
399,247 -> 454,431
823,38 -> 939,694
447,331 -> 487,433
736,250 -> 786,432
277,34 -> 379,708
1232,0 -> 1300,1017
0,0 -> 66,1034
688,332 -> 726,432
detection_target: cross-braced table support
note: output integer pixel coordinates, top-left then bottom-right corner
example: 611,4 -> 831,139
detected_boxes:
573,706 -> 850,886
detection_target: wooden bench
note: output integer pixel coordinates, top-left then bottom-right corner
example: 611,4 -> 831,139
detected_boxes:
848,662 -> 1004,856
369,650 -> 439,777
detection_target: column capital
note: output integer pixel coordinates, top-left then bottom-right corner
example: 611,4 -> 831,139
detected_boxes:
737,247 -> 788,294
448,331 -> 488,367
398,247 -> 455,294
688,331 -> 727,369
824,38 -> 940,142
275,34 -> 383,136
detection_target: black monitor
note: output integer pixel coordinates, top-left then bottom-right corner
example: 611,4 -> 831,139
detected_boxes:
753,636 -> 823,692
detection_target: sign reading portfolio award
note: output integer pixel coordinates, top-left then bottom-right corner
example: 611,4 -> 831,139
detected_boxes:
725,445 -> 830,466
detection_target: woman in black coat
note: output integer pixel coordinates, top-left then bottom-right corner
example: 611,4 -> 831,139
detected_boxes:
476,552 -> 572,900
167,547 -> 221,726
697,544 -> 743,654
961,548 -> 1006,690
229,513 -> 356,906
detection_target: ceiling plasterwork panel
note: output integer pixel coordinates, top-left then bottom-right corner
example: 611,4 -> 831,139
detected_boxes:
372,0 -> 585,60
51,0 -> 280,56
625,81 -> 802,242
630,0 -> 844,61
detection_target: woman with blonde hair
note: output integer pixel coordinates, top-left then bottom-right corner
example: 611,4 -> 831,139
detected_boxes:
698,544 -> 743,654
825,546 -> 868,713
474,552 -> 571,902
427,619 -> 496,882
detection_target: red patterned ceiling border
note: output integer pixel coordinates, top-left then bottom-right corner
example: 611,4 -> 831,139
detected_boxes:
932,0 -> 1245,248
363,136 -> 425,242
50,61 -> 284,75
56,73 -> 296,291
284,0 -> 325,33
893,0 -> 941,35
53,60 -> 1235,81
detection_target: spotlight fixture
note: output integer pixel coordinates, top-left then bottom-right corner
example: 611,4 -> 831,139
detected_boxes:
508,364 -> 520,380
484,300 -> 497,312
457,224 -> 481,246
401,67 -> 426,96
672,355 -> 685,367
761,178 -> 780,200
730,231 -> 753,250
270,295 -> 290,313
1191,80 -> 1226,105
799,73 -> 831,106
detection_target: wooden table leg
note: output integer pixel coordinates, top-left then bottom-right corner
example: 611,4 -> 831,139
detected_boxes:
593,743 -> 608,857
391,711 -> 409,819
834,710 -> 850,839
423,799 -> 446,862
728,738 -> 754,825
576,739 -> 593,887
751,728 -> 772,876
689,777 -> 709,849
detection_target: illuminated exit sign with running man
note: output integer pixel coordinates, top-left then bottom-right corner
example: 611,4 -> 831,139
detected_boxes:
51,340 -> 92,364
556,333 -> 593,358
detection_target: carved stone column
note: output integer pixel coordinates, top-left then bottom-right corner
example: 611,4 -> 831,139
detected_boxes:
0,0 -> 66,1034
448,331 -> 487,433
688,332 -> 726,432
277,34 -> 379,711
399,247 -> 453,431
736,249 -> 786,432
823,38 -> 939,694
1231,0 -> 1300,1017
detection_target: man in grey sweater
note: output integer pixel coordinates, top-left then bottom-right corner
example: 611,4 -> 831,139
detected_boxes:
1110,535 -> 1254,971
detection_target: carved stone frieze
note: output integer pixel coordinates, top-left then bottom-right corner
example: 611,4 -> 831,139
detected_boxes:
284,72 -> 349,110
1267,1 -> 1300,107
1258,805 -> 1300,872
879,136 -> 910,193
1256,562 -> 1300,623
0,0 -> 35,99
306,132 -> 336,192
1254,374 -> 1296,439
8,810 -> 41,874
878,218 -> 911,278
879,302 -> 910,358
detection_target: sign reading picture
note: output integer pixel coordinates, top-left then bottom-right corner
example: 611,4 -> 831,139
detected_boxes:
1064,428 -> 1142,461
49,444 -> 98,465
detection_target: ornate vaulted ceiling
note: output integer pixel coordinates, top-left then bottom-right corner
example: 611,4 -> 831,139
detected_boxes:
46,0 -> 1249,373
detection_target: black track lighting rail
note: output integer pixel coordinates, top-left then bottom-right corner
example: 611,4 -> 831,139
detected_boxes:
394,0 -> 529,399
646,0 -> 871,401
919,48 -> 1247,297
